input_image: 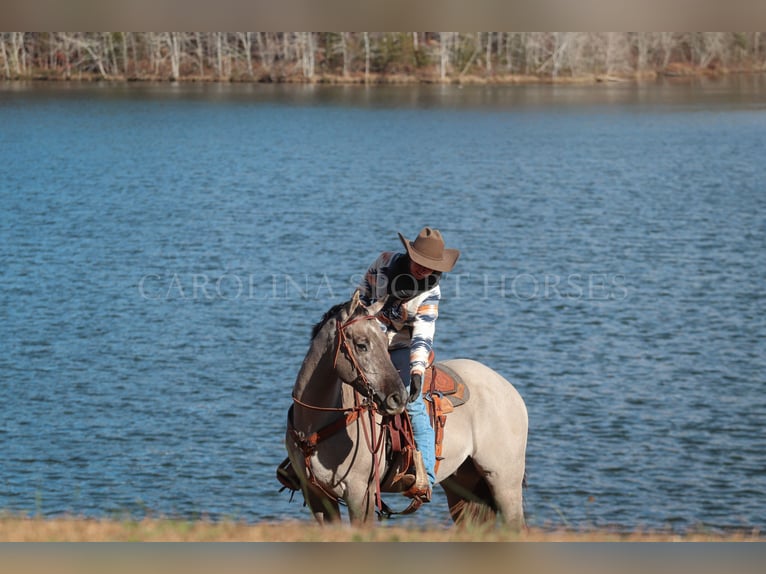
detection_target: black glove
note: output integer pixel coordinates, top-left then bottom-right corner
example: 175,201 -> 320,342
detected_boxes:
409,373 -> 422,403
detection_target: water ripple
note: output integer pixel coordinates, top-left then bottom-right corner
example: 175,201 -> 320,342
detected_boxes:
1,80 -> 765,532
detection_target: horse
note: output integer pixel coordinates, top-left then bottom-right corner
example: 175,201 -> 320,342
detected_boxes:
283,291 -> 528,528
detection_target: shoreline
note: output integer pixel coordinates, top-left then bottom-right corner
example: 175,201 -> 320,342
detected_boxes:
5,66 -> 765,86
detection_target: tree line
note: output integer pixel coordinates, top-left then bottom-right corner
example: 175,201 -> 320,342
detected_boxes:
1,32 -> 764,82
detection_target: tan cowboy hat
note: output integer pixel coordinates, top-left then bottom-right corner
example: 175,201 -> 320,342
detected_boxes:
397,227 -> 460,273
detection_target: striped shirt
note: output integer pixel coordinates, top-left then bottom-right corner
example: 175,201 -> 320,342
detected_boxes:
356,251 -> 439,377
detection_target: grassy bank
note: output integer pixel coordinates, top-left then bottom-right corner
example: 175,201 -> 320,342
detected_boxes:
0,515 -> 761,541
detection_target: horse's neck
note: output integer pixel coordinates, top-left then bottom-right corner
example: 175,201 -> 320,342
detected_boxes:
292,326 -> 355,432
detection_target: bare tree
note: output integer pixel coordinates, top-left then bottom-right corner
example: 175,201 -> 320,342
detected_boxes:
506,32 -> 516,73
363,32 -> 370,83
105,32 -> 118,76
166,32 -> 182,80
496,32 -> 504,71
486,32 -> 492,74
191,32 -> 203,77
58,32 -> 74,78
0,34 -> 9,79
341,32 -> 350,77
439,32 -> 453,80
236,32 -> 254,78
119,32 -> 129,77
523,32 -> 545,75
255,32 -> 275,76
7,32 -> 24,77
212,32 -> 224,79
551,32 -> 569,77
16,32 -> 27,75
564,32 -> 593,76
691,32 -> 727,68
282,32 -> 291,66
142,32 -> 160,76
210,32 -> 234,79
659,32 -> 676,69
458,33 -> 483,77
635,32 -> 648,73
127,32 -> 138,78
66,32 -> 108,78
300,32 -> 315,79
2,31 -> 766,82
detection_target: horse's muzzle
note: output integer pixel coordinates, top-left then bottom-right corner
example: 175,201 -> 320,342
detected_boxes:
381,388 -> 407,415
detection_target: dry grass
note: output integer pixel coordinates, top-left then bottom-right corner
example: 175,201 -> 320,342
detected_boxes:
0,514 -> 761,542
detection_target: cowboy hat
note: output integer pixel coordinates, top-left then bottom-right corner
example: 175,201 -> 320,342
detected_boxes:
397,227 -> 460,273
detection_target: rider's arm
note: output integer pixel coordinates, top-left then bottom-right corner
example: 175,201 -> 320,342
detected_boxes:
409,285 -> 440,377
356,251 -> 395,305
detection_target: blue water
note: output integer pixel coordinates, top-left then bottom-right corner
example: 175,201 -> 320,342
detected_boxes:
1,78 -> 765,532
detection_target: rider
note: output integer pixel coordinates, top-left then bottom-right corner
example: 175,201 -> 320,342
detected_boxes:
356,227 -> 460,501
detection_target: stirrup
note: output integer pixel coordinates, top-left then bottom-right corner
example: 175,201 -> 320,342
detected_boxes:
393,473 -> 416,491
276,457 -> 301,491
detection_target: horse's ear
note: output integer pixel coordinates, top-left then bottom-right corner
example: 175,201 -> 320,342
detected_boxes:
348,289 -> 361,316
366,294 -> 388,317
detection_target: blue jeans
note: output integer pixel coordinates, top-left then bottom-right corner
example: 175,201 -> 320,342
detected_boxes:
389,347 -> 436,486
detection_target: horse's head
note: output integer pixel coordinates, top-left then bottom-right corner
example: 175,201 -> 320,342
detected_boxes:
331,291 -> 408,415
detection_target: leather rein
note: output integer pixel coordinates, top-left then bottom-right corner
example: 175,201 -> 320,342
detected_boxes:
290,313 -> 388,515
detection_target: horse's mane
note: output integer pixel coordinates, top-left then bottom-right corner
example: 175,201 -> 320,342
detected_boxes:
310,301 -> 348,340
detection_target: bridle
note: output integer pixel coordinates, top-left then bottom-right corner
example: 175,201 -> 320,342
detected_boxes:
292,313 -> 382,412
289,311 -> 389,516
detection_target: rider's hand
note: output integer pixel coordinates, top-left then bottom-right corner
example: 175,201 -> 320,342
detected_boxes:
409,373 -> 422,403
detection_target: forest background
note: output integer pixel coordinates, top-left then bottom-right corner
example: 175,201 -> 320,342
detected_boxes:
2,32 -> 765,83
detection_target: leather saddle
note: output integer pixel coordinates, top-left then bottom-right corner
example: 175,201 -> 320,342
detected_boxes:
423,361 -> 470,411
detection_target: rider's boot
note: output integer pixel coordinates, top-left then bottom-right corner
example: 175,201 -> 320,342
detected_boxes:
403,449 -> 432,502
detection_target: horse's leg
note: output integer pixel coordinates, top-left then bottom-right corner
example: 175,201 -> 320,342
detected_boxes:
303,486 -> 341,525
470,454 -> 525,529
345,483 -> 376,525
441,480 -> 476,524
485,475 -> 524,529
441,458 -> 498,525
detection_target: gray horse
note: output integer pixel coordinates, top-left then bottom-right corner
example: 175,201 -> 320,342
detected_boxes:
284,291 -> 528,527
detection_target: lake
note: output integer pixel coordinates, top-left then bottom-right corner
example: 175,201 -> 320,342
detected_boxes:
1,77 -> 764,532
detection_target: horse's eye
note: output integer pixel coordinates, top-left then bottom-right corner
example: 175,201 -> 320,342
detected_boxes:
355,342 -> 369,352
